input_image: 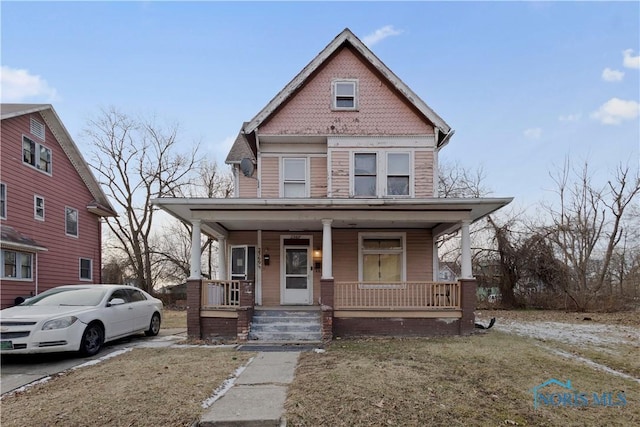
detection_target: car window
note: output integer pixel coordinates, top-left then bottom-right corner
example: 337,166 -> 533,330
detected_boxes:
127,289 -> 147,302
23,288 -> 107,307
109,289 -> 130,304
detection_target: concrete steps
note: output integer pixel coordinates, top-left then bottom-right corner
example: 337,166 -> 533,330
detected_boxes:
249,308 -> 322,342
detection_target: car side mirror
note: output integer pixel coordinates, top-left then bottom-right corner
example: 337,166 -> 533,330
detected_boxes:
108,298 -> 126,307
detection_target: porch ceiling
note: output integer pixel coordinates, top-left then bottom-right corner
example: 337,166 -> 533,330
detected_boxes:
152,197 -> 513,238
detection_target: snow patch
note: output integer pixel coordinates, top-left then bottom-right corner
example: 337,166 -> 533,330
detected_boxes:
0,376 -> 52,399
201,356 -> 255,409
72,348 -> 133,370
545,346 -> 640,384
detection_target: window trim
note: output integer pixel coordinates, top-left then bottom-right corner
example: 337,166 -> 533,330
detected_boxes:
79,258 -> 92,281
332,79 -> 358,111
65,206 -> 79,238
281,157 -> 309,198
353,152 -> 377,197
34,195 -> 45,221
351,150 -> 414,198
22,135 -> 52,175
1,249 -> 34,281
385,152 -> 412,197
358,232 -> 407,285
0,182 -> 6,219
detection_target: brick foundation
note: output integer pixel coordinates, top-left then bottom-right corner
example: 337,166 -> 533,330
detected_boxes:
320,278 -> 335,341
201,317 -> 238,341
459,279 -> 477,335
333,317 -> 460,338
186,279 -> 202,339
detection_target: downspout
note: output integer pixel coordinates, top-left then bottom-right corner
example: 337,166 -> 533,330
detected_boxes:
255,128 -> 261,198
35,252 -> 38,296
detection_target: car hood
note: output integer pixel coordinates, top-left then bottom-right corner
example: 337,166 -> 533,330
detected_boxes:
0,305 -> 96,321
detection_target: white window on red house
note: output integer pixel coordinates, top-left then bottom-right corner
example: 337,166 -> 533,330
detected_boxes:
0,183 -> 6,219
80,258 -> 92,280
283,158 -> 307,197
34,195 -> 45,220
354,153 -> 377,196
22,136 -> 52,174
2,250 -> 33,280
332,80 -> 358,110
65,207 -> 79,237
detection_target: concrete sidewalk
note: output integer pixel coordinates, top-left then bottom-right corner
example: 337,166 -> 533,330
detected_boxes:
198,351 -> 300,426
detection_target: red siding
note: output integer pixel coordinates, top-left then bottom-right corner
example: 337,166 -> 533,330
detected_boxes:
1,113 -> 103,308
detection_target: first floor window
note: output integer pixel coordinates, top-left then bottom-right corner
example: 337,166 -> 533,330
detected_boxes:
2,250 -> 33,280
283,158 -> 307,197
34,195 -> 45,220
360,235 -> 404,282
354,153 -> 377,196
66,207 -> 78,237
0,183 -> 6,219
80,258 -> 92,280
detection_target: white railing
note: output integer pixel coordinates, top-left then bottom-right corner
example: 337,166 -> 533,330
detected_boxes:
201,280 -> 241,308
334,281 -> 460,310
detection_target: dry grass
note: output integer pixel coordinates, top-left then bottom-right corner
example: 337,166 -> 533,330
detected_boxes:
285,333 -> 639,426
0,348 -> 253,427
161,309 -> 187,329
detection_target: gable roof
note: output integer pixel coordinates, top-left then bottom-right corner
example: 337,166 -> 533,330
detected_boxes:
1,103 -> 117,217
227,28 -> 454,164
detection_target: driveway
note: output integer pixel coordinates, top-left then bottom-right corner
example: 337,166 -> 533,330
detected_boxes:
0,328 -> 186,395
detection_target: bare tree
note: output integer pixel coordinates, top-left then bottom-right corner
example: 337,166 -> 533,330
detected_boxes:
84,107 -> 198,293
438,159 -> 490,198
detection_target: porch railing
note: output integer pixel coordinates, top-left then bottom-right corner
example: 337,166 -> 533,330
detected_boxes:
334,281 -> 460,310
201,280 -> 241,308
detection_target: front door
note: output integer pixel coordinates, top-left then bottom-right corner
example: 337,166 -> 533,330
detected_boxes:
282,239 -> 311,304
230,246 -> 256,305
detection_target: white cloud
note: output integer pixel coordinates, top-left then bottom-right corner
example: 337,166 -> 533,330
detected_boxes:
558,113 -> 582,122
622,49 -> 640,69
0,66 -> 58,102
590,97 -> 640,125
601,67 -> 624,82
523,128 -> 542,140
362,25 -> 403,47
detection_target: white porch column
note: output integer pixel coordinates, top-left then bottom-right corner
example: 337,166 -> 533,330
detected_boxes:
189,220 -> 202,280
321,219 -> 333,279
461,220 -> 473,279
217,237 -> 227,280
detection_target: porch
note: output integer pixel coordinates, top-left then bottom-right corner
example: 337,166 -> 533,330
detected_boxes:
188,278 -> 476,342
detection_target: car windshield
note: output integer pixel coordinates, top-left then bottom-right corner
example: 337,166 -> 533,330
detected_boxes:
22,288 -> 108,307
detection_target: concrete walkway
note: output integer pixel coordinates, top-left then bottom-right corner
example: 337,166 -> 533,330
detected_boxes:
199,351 -> 300,426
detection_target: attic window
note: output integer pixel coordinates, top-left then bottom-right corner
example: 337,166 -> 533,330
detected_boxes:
332,80 -> 358,110
30,117 -> 45,140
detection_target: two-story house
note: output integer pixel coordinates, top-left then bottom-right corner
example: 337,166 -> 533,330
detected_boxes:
153,29 -> 512,342
0,104 -> 116,308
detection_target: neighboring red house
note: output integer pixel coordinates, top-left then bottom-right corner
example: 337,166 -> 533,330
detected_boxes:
0,104 -> 116,308
153,29 -> 512,342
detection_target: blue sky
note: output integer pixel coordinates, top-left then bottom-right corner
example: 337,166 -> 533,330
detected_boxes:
2,1 -> 639,211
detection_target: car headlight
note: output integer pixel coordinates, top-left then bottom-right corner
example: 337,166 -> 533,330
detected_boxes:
42,316 -> 79,330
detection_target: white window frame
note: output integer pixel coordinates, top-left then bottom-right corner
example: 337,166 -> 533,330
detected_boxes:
281,157 -> 309,198
1,250 -> 33,281
30,117 -> 45,140
22,135 -> 52,175
0,183 -> 6,219
358,232 -> 407,287
332,79 -> 358,110
351,150 -> 414,198
79,258 -> 92,281
65,206 -> 79,237
34,195 -> 45,221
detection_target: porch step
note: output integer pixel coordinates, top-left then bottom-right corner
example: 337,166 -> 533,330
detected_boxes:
249,309 -> 322,342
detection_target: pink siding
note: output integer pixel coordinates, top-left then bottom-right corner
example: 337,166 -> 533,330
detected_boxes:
310,156 -> 327,197
414,151 -> 435,197
260,157 -> 279,198
260,47 -> 435,136
329,151 -> 350,198
237,169 -> 258,198
1,114 -> 103,308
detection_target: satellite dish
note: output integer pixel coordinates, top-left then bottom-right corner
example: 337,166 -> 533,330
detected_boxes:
240,158 -> 255,177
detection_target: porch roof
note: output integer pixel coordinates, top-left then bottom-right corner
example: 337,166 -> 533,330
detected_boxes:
152,197 -> 512,239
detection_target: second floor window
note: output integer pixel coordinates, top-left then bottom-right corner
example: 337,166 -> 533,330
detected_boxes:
0,183 -> 6,219
66,207 -> 78,237
354,153 -> 377,196
23,136 -> 52,174
283,158 -> 307,197
387,153 -> 410,196
34,196 -> 45,220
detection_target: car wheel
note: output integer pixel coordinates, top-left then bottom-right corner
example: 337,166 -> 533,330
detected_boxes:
80,323 -> 104,356
145,313 -> 161,336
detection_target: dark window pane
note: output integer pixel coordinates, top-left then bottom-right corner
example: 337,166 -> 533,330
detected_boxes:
388,176 -> 409,195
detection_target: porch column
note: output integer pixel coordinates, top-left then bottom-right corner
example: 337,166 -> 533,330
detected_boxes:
217,237 -> 227,280
461,220 -> 472,279
189,220 -> 202,280
321,219 -> 333,279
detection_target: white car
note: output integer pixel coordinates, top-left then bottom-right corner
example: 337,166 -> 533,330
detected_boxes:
0,285 -> 163,356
